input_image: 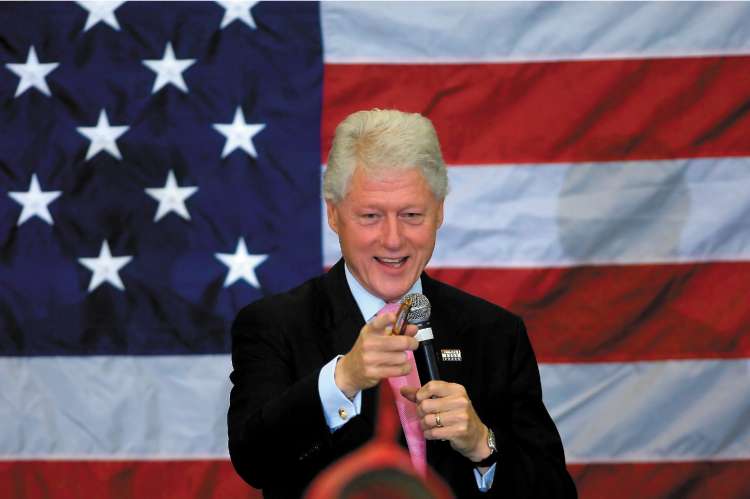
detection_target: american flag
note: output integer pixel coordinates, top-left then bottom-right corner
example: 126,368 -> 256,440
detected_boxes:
2,2 -> 749,498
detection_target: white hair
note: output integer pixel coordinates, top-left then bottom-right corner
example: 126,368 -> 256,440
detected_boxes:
323,109 -> 449,202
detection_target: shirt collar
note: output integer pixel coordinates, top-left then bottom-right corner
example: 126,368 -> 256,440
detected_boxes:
344,263 -> 422,321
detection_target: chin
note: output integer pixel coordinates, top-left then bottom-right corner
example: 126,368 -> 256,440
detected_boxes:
376,282 -> 413,302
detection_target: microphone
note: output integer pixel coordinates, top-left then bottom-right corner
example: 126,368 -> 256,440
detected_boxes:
403,293 -> 440,383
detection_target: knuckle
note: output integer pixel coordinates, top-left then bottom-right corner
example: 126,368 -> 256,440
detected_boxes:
363,338 -> 379,352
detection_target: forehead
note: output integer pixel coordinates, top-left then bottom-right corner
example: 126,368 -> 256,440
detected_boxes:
344,166 -> 433,201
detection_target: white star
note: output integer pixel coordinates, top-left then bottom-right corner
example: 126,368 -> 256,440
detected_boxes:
78,1 -> 125,31
78,240 -> 133,292
77,109 -> 129,161
217,0 -> 259,29
5,46 -> 59,97
212,107 -> 265,159
145,170 -> 198,221
7,174 -> 62,226
215,238 -> 268,288
142,42 -> 196,94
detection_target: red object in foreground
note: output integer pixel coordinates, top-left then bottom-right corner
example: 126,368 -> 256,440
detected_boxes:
304,381 -> 454,499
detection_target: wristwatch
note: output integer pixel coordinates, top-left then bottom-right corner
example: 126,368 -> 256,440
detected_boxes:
475,427 -> 498,467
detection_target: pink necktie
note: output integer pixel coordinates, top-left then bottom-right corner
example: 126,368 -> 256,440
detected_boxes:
379,302 -> 427,477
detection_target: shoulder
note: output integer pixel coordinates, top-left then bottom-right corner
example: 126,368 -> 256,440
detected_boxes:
233,271 -> 328,328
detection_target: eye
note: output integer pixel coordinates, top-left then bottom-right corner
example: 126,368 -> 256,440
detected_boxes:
359,212 -> 380,224
401,212 -> 424,224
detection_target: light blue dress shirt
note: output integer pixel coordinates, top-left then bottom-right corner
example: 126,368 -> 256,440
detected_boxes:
317,264 -> 495,491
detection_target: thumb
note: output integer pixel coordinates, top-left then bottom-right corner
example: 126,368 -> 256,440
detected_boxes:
400,385 -> 419,402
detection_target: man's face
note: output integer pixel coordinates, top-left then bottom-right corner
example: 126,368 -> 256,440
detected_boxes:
326,166 -> 444,302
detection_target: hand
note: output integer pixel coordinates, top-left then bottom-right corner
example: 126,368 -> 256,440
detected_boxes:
335,312 -> 418,399
401,381 -> 492,463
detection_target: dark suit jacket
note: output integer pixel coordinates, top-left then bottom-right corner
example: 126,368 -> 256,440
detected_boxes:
228,260 -> 576,498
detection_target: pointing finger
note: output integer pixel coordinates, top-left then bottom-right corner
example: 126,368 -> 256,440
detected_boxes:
368,312 -> 396,335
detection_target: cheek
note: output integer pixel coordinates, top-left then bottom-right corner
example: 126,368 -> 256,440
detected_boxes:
346,229 -> 377,253
410,228 -> 437,249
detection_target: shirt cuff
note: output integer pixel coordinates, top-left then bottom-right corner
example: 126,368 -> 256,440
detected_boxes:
318,355 -> 362,432
473,463 -> 497,492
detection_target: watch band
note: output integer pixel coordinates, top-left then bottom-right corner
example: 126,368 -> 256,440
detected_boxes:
475,427 -> 498,467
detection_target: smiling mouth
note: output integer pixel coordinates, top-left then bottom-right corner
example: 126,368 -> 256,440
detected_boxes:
374,256 -> 409,268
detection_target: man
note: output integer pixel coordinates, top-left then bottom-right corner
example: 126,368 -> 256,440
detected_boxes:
228,109 -> 576,497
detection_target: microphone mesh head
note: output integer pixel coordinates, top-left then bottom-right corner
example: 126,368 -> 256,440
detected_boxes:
404,293 -> 431,324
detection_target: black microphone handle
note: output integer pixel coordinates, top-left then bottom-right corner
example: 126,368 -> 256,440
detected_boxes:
415,333 -> 441,383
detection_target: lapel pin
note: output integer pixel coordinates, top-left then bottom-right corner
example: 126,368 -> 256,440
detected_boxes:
440,349 -> 462,362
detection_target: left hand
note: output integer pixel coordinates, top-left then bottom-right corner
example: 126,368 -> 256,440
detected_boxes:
401,381 -> 492,462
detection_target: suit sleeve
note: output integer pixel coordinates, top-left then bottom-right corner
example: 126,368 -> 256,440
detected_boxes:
483,316 -> 577,498
227,301 -> 372,492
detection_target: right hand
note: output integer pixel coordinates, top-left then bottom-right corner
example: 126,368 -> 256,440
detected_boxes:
335,312 -> 419,399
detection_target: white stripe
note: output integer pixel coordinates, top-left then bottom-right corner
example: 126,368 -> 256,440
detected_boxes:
1,355 -> 749,462
0,355 -> 232,459
322,1 -> 750,63
542,359 -> 750,463
323,157 -> 750,268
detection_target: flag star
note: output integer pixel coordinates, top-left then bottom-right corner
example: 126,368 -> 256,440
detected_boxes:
77,1 -> 125,31
145,170 -> 198,222
77,109 -> 129,161
5,46 -> 59,98
212,107 -> 265,159
217,0 -> 259,29
7,174 -> 62,226
215,238 -> 268,288
78,240 -> 133,292
142,42 -> 196,94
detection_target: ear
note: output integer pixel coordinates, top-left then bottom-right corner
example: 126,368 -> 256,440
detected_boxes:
435,199 -> 445,229
325,199 -> 339,235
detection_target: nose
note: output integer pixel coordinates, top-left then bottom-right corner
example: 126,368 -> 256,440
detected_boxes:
381,215 -> 403,250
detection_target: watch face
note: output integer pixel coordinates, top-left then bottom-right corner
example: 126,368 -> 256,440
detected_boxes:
488,428 -> 497,452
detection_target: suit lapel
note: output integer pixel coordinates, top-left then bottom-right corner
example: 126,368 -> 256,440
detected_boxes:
321,260 -> 365,354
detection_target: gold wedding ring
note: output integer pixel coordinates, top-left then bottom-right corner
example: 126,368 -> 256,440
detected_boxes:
435,412 -> 443,428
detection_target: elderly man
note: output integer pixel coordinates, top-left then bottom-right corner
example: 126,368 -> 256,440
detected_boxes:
228,109 -> 576,498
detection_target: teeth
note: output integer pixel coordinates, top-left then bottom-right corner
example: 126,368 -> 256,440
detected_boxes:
377,257 -> 406,265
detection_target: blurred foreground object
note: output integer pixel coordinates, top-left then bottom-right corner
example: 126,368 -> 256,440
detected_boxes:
305,381 -> 454,499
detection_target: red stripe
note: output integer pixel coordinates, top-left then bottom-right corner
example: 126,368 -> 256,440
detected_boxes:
4,460 -> 748,498
0,460 -> 260,499
427,261 -> 750,363
569,460 -> 750,499
322,56 -> 750,164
